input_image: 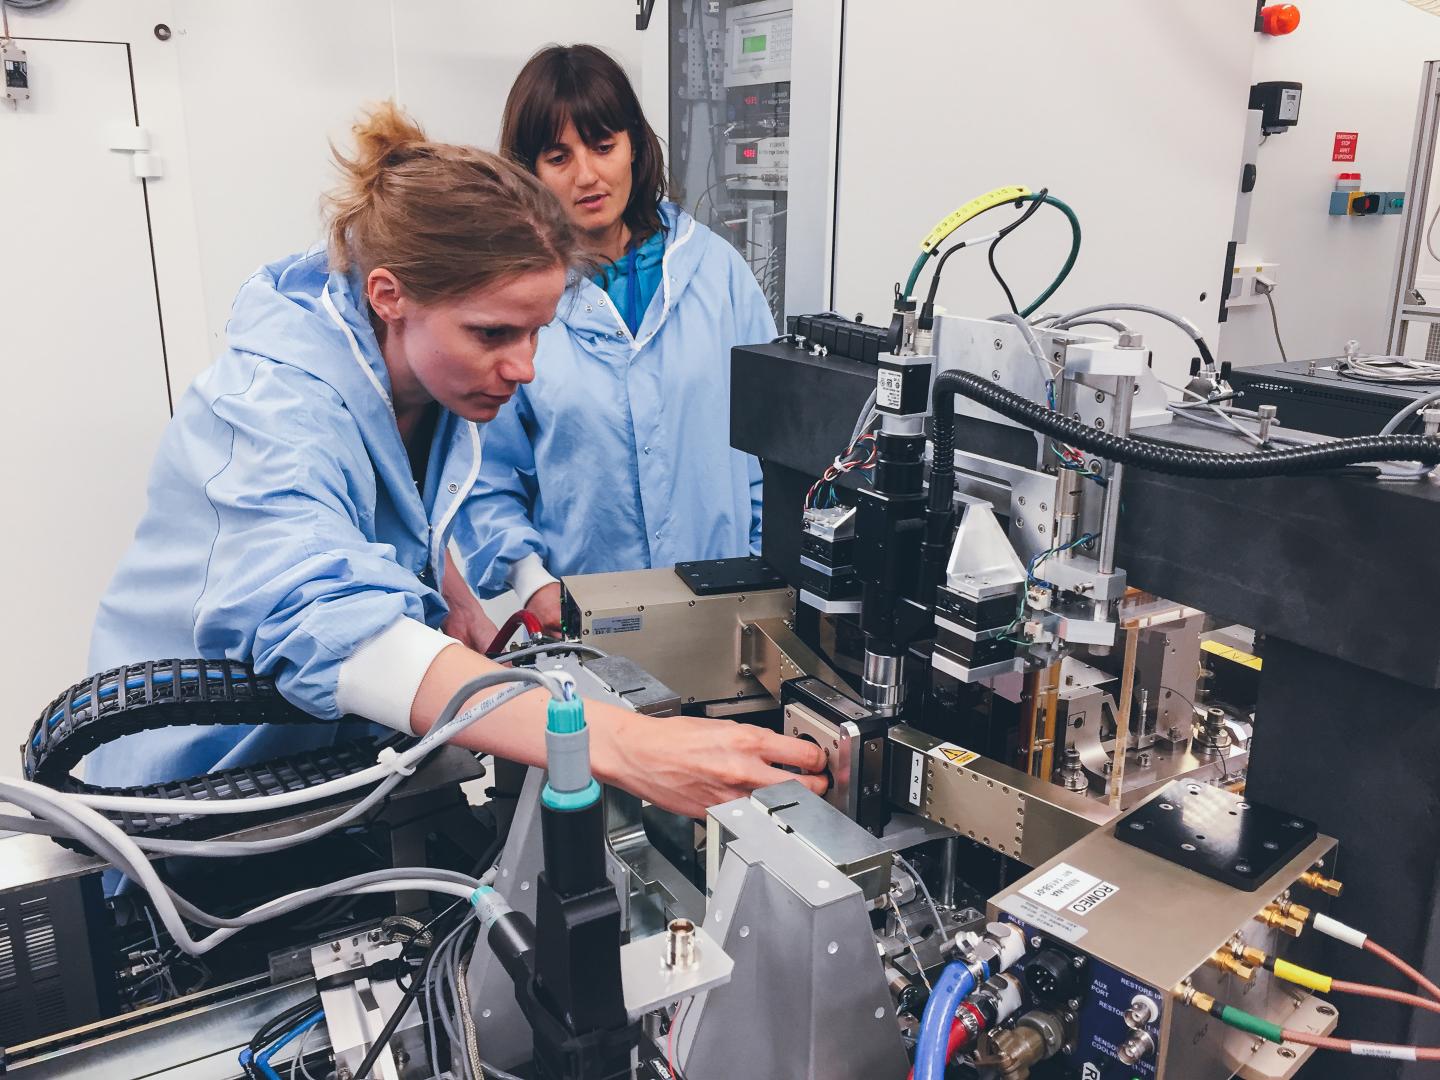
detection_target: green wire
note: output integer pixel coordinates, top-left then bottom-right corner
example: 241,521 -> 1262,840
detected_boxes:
903,252 -> 931,302
900,192 -> 1082,315
1018,193 -> 1081,318
1217,1004 -> 1285,1045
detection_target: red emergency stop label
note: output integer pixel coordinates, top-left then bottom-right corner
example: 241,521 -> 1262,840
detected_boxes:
1333,132 -> 1358,162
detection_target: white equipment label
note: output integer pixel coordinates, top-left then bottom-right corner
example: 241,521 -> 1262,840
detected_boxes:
877,369 -> 903,410
999,895 -> 1088,944
908,751 -> 924,807
1018,862 -> 1120,917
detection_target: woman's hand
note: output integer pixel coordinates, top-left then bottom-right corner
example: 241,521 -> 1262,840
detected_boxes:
526,582 -> 565,635
591,708 -> 830,819
441,553 -> 501,652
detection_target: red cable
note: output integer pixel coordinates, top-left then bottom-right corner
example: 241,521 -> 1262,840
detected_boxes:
484,609 -> 544,656
906,1002 -> 987,1080
1365,939 -> 1440,1002
1333,980 -> 1440,1016
1282,1029 -> 1440,1061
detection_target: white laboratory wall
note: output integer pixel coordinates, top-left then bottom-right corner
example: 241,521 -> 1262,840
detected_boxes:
0,0 -> 650,775
831,0 -> 1259,388
169,0 -> 651,389
1220,0 -> 1440,367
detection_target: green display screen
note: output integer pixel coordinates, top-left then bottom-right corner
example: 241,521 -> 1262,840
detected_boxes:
742,34 -> 767,54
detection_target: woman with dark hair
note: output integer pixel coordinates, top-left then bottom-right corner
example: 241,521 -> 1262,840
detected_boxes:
453,44 -> 773,632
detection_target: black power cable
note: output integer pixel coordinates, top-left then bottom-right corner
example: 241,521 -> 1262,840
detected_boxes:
929,368 -> 1440,482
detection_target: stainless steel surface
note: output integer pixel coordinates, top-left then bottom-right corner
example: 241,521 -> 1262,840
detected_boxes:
931,649 -> 1023,684
783,702 -> 864,821
1096,375 -> 1134,576
991,812 -> 1334,1002
736,780 -> 893,902
620,922 -> 732,1021
862,648 -> 905,715
1234,992 -> 1339,1079
888,725 -> 1114,866
1388,62 -> 1440,353
7,977 -> 316,1079
944,495 -> 1027,599
993,807 -> 1337,1080
682,790 -> 908,1080
315,934 -> 425,1080
561,566 -> 794,705
741,615 -> 855,704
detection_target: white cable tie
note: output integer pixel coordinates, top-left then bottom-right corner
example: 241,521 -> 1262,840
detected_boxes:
377,746 -> 418,778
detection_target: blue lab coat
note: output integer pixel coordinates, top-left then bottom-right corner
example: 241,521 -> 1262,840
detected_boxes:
458,203 -> 774,603
84,248 -> 484,787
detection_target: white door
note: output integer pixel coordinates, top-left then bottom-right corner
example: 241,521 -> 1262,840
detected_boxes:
0,39 -> 172,776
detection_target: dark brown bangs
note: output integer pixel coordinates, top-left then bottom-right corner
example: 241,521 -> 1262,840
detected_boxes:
500,45 -> 667,241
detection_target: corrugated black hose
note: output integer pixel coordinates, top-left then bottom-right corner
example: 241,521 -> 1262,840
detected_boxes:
929,368 -> 1440,491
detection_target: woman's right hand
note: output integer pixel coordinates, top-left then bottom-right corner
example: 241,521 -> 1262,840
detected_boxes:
591,708 -> 830,819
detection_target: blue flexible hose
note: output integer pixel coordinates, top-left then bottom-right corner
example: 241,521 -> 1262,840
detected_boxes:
914,962 -> 980,1080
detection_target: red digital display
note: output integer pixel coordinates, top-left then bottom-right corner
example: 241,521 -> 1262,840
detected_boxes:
741,146 -> 757,161
744,95 -> 759,106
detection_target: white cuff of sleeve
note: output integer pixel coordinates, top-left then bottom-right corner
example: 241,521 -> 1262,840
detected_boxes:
335,617 -> 459,735
507,552 -> 559,608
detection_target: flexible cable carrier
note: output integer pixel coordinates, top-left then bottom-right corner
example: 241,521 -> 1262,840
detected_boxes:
22,658 -> 411,843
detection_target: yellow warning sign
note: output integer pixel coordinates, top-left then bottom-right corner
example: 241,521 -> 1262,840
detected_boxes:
931,743 -> 980,767
1201,640 -> 1262,671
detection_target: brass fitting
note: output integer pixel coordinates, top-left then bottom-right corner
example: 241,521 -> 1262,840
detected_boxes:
1278,900 -> 1312,923
1257,904 -> 1305,938
1299,870 -> 1343,897
1209,947 -> 1257,981
1238,944 -> 1268,968
1181,988 -> 1217,1014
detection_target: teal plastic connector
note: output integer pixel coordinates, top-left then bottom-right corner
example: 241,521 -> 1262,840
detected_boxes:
546,695 -> 586,734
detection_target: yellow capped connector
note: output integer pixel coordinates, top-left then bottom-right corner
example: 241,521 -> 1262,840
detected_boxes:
1299,869 -> 1343,897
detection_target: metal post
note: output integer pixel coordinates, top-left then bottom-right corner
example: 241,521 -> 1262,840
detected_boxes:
1096,376 -> 1135,576
1388,62 -> 1440,355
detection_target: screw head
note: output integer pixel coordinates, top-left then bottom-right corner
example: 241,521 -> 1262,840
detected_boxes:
1095,417 -> 1106,429
993,339 -> 1004,350
992,369 -> 1001,380
154,23 -> 173,40
1095,390 -> 1106,402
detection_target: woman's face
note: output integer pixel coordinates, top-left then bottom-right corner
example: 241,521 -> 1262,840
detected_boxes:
534,120 -> 634,237
368,265 -> 568,423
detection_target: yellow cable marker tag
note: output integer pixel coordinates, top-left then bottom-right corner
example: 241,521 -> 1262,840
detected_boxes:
1273,958 -> 1332,994
1201,640 -> 1263,671
919,186 -> 1032,253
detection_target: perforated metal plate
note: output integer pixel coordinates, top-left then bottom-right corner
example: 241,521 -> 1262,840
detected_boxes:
1115,780 -> 1317,891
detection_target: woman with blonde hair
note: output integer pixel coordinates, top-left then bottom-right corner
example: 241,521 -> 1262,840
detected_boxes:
84,103 -> 824,818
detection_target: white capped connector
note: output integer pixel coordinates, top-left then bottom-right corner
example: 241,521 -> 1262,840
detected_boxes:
985,921 -> 1027,973
985,972 -> 1024,1024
